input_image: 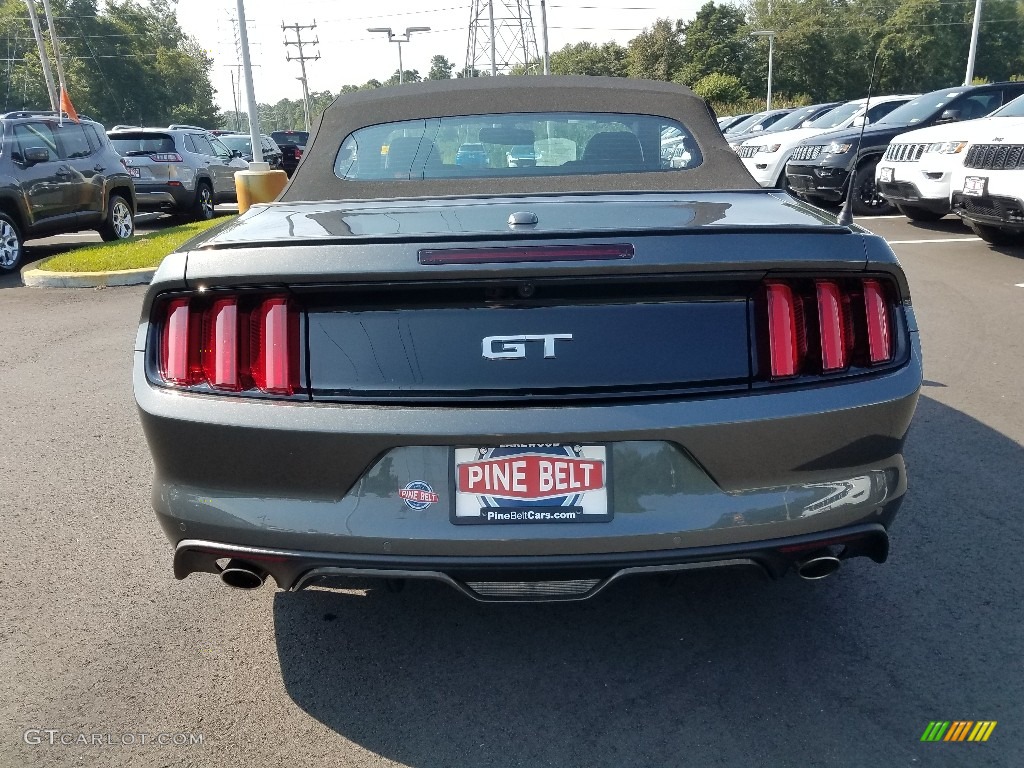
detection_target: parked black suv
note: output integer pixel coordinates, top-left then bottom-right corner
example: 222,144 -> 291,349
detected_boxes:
0,111 -> 136,273
785,82 -> 1024,214
270,130 -> 308,176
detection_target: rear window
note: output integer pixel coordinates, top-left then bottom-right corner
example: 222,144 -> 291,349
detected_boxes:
271,131 -> 308,146
334,112 -> 703,180
109,132 -> 175,155
219,135 -> 252,154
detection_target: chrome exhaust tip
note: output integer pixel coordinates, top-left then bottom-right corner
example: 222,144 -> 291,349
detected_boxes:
796,554 -> 842,581
220,559 -> 267,590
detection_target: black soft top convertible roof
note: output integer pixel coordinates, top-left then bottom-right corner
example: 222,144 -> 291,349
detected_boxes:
280,76 -> 755,202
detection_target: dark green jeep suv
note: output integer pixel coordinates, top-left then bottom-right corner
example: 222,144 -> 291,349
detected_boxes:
0,111 -> 136,273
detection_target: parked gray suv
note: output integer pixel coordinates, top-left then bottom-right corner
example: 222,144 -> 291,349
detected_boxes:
0,111 -> 136,273
107,126 -> 246,220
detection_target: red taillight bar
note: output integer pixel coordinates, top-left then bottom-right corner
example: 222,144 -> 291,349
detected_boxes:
160,298 -> 192,385
863,279 -> 892,364
157,294 -> 298,395
765,282 -> 799,378
251,297 -> 295,395
816,280 -> 847,372
202,298 -> 240,391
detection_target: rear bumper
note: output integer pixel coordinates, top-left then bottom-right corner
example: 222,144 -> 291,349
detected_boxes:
134,183 -> 193,211
137,332 -> 921,574
175,520 -> 893,600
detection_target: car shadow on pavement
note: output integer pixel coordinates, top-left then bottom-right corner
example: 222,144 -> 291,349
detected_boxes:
273,395 -> 1023,767
901,216 -> 970,235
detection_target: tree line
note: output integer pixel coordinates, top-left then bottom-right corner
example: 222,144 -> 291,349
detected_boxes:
4,0 -> 1017,132
0,0 -> 218,126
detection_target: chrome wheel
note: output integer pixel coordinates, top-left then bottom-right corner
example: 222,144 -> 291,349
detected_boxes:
112,199 -> 134,239
0,219 -> 21,270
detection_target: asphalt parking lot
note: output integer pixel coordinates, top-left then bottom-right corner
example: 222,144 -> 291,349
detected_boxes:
1,213 -> 1022,767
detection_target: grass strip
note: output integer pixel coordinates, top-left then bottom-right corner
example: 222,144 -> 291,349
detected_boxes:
38,216 -> 236,273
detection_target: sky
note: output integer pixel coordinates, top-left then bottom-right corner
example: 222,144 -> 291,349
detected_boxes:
172,0 -> 708,112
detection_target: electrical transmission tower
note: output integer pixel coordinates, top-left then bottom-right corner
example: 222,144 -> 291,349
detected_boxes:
465,1 -> 540,76
282,21 -> 319,133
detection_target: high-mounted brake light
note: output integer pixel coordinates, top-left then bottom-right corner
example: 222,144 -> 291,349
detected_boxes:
765,282 -> 800,378
156,294 -> 299,395
419,244 -> 634,265
151,153 -> 183,162
863,279 -> 892,364
816,280 -> 847,371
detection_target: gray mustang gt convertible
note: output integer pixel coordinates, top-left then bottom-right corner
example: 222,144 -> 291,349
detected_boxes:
134,77 -> 922,602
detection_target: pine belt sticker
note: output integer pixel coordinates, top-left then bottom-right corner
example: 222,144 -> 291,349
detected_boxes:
400,481 -> 439,510
452,445 -> 611,524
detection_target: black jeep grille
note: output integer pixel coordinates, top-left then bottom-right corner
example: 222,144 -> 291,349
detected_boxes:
791,145 -> 823,162
964,144 -> 1024,170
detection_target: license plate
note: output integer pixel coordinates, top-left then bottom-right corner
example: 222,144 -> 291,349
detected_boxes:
128,166 -> 141,178
963,176 -> 986,197
879,166 -> 893,183
452,445 -> 610,524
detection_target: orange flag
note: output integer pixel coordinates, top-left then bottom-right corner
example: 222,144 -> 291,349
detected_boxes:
59,88 -> 79,123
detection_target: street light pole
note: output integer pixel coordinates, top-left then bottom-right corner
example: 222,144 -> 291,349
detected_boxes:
750,30 -> 777,111
236,0 -> 263,163
367,26 -> 431,84
964,0 -> 983,85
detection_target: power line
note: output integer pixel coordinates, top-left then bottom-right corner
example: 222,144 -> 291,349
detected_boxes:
282,21 -> 319,132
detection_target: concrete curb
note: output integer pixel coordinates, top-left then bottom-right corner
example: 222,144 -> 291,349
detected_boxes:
21,265 -> 155,288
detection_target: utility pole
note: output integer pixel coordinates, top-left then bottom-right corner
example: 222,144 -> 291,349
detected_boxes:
22,0 -> 57,110
282,21 -> 319,133
39,0 -> 67,101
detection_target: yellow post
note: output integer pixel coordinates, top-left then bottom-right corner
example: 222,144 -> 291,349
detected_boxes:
235,161 -> 288,213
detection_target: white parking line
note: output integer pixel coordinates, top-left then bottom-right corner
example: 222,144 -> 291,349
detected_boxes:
1016,283 -> 1024,288
886,237 -> 981,244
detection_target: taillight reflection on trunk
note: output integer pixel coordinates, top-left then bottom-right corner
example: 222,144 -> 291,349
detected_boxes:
157,293 -> 299,395
762,277 -> 896,380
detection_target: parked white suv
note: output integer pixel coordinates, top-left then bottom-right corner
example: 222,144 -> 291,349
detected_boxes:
876,94 -> 1024,222
739,95 -> 916,189
950,130 -> 1024,244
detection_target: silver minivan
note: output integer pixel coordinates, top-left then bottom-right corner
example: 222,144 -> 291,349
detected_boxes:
107,127 -> 246,220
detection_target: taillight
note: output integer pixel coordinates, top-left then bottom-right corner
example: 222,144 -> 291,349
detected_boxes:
294,148 -> 303,159
862,279 -> 892,364
815,280 -> 847,371
201,298 -> 241,391
762,277 -> 896,380
249,297 -> 299,395
159,298 -> 195,385
151,153 -> 183,162
765,282 -> 800,378
156,293 -> 300,395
